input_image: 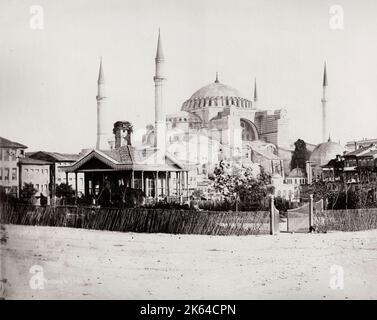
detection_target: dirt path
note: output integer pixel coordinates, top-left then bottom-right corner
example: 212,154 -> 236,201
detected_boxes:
1,224 -> 377,299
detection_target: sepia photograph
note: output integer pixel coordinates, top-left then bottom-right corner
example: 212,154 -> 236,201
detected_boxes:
1,0 -> 377,308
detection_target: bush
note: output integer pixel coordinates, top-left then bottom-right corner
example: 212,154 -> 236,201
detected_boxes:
274,196 -> 291,213
19,183 -> 37,204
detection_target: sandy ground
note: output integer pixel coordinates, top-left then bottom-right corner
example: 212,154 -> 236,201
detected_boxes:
1,224 -> 377,299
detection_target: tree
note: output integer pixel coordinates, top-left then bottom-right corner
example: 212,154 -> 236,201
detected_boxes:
210,160 -> 273,211
55,183 -> 75,199
19,183 -> 38,204
291,139 -> 310,172
300,180 -> 373,210
274,196 -> 291,213
192,189 -> 205,199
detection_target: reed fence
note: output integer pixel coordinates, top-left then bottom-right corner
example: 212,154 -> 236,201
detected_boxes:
314,208 -> 377,232
0,202 -> 270,236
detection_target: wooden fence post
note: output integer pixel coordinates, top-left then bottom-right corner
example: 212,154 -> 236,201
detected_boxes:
270,195 -> 275,235
309,194 -> 314,232
287,208 -> 289,233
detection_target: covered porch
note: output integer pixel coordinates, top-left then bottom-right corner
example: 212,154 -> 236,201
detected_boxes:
62,149 -> 190,207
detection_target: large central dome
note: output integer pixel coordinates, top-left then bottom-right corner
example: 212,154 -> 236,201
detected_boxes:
182,76 -> 253,111
190,82 -> 243,100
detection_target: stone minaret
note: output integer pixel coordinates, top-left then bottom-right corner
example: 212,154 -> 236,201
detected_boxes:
321,62 -> 328,142
153,29 -> 166,156
253,77 -> 258,108
96,58 -> 108,149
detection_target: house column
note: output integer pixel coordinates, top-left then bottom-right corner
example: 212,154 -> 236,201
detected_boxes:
65,172 -> 69,185
155,171 -> 159,200
141,171 -> 144,192
166,171 -> 170,196
50,164 -> 56,203
280,160 -> 284,178
131,170 -> 135,188
89,172 -> 93,196
179,171 -> 183,205
74,171 -> 78,203
18,162 -> 22,199
178,171 -> 181,196
84,173 -> 89,196
175,172 -> 178,196
186,171 -> 189,198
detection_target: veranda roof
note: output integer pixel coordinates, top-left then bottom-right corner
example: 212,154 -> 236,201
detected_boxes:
61,147 -> 188,173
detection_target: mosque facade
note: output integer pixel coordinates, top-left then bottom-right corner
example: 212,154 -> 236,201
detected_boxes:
140,32 -> 293,196
94,31 -> 295,199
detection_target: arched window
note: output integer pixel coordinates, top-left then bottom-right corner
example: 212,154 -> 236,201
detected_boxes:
240,119 -> 258,141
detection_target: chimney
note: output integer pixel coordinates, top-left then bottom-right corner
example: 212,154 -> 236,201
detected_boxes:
113,121 -> 133,148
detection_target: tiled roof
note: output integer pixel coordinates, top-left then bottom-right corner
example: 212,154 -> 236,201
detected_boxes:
345,146 -> 369,156
101,146 -> 134,164
322,158 -> 344,168
0,137 -> 27,149
278,146 -> 294,152
27,151 -> 80,162
345,146 -> 377,157
253,148 -> 280,160
19,157 -> 52,165
247,140 -> 281,160
63,147 -> 187,173
346,138 -> 377,145
359,149 -> 377,157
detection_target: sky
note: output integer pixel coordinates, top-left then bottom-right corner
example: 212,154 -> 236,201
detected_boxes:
1,0 -> 377,153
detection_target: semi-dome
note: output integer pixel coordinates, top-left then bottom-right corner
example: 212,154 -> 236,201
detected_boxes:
181,75 -> 253,111
309,139 -> 345,166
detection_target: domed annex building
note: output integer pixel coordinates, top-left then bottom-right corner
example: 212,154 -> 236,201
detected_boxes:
306,137 -> 345,183
142,34 -> 291,196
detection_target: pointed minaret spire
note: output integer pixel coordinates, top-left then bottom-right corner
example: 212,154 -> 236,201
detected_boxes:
215,72 -> 219,83
154,29 -> 166,160
155,28 -> 164,61
96,57 -> 108,150
323,61 -> 328,87
321,61 -> 328,142
328,134 -> 331,142
98,56 -> 105,84
253,77 -> 258,102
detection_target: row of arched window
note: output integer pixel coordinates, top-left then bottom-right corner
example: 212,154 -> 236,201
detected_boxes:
183,96 -> 253,110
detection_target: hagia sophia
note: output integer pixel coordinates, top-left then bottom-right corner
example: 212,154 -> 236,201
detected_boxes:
2,30 -> 356,205
103,30 -> 294,198
141,41 -> 292,196
66,30 -> 346,202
